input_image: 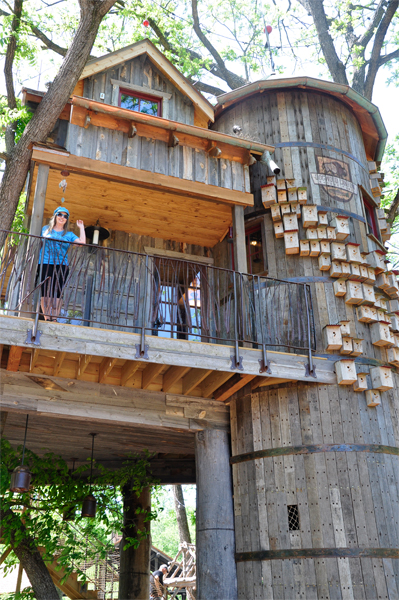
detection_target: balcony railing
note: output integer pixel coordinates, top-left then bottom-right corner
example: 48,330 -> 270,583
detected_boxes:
0,230 -> 316,374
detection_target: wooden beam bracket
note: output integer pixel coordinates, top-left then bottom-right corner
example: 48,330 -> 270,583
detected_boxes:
128,123 -> 137,138
168,131 -> 179,148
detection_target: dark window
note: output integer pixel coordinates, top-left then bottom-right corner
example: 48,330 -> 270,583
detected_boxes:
363,195 -> 380,240
287,505 -> 300,531
119,90 -> 161,117
245,225 -> 265,275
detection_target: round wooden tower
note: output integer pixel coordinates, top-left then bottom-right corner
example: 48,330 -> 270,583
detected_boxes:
213,79 -> 399,599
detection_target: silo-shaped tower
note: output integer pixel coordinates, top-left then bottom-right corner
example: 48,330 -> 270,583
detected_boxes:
213,79 -> 399,599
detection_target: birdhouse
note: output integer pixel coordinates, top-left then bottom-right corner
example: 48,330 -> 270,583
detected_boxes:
377,309 -> 386,322
335,360 -> 357,385
370,366 -> 394,391
292,203 -> 301,217
302,205 -> 318,227
368,307 -> 378,322
283,213 -> 298,231
346,243 -> 362,263
378,217 -> 388,233
367,250 -> 386,274
284,231 -> 299,254
267,175 -> 276,185
309,240 -> 320,257
331,242 -> 346,261
318,211 -> 329,226
333,279 -> 347,297
340,336 -> 353,355
374,295 -> 387,311
389,299 -> 399,312
362,283 -> 376,305
287,187 -> 298,203
351,338 -> 363,357
327,227 -> 336,240
359,265 -> 369,282
318,253 -> 331,271
330,261 -> 342,278
306,227 -> 318,240
261,183 -> 277,207
367,268 -> 376,284
357,305 -> 372,323
330,216 -> 350,240
317,226 -> 328,240
349,263 -> 361,280
386,272 -> 399,295
271,204 -> 281,221
339,321 -> 351,336
353,372 -> 368,392
394,333 -> 399,347
323,325 -> 343,350
341,262 -> 351,278
297,187 -> 307,204
390,314 -> 399,332
281,202 -> 291,215
274,221 -> 284,238
285,178 -> 295,188
277,189 -> 287,203
387,347 -> 399,367
370,321 -> 394,347
276,179 -> 286,190
366,390 -> 381,408
300,240 -> 310,256
345,281 -> 363,305
320,241 -> 330,254
376,272 -> 389,290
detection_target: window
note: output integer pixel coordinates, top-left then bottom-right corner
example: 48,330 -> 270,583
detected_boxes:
287,505 -> 300,531
362,194 -> 380,240
245,225 -> 265,275
119,89 -> 161,117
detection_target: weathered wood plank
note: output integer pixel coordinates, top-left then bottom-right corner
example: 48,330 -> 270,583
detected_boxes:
7,346 -> 24,372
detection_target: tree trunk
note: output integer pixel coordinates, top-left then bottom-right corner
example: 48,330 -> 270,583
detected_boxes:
172,485 -> 192,544
0,507 -> 59,599
119,485 -> 151,600
0,0 -> 116,242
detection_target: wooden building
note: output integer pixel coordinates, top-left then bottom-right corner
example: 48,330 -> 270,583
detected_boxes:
0,41 -> 398,599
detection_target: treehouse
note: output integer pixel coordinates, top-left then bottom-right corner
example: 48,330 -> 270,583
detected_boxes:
1,40 -> 398,600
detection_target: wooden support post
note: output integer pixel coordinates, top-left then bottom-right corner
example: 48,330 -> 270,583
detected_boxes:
30,164 -> 50,237
120,360 -> 140,387
232,206 -> 247,273
119,485 -> 151,600
195,429 -> 237,600
99,357 -> 117,383
76,355 -> 92,379
0,546 -> 12,566
16,562 -> 23,594
7,346 -> 23,372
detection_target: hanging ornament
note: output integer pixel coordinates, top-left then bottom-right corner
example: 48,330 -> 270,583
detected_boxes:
143,19 -> 149,27
59,179 -> 68,193
61,197 -> 65,203
60,170 -> 70,177
10,415 -> 32,493
265,25 -> 272,34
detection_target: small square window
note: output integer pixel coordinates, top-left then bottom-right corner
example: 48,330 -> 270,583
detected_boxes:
119,90 -> 161,117
287,505 -> 300,531
362,195 -> 381,240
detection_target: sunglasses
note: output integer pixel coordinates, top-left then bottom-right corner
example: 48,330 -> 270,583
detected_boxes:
57,213 -> 69,219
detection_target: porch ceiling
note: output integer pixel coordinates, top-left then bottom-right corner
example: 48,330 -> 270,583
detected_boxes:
27,151 -> 242,247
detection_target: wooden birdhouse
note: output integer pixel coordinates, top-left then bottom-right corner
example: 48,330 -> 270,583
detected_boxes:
281,202 -> 291,215
300,240 -> 309,256
368,307 -> 378,322
367,268 -> 376,284
331,242 -> 346,261
284,231 -> 299,254
327,227 -> 336,240
271,204 -> 281,221
330,261 -> 342,278
267,175 -> 277,185
345,280 -> 363,305
292,203 -> 301,217
346,243 -> 362,263
320,241 -> 330,254
309,240 -> 320,257
370,321 -> 394,347
349,263 -> 361,280
377,309 -> 386,322
276,179 -> 286,190
297,187 -> 307,204
341,262 -> 351,278
374,295 -> 387,311
340,336 -> 353,355
261,183 -> 277,207
302,205 -> 318,227
277,188 -> 287,203
318,253 -> 331,271
387,347 -> 399,367
376,272 -> 389,290
362,283 -> 376,305
357,305 -> 372,323
370,366 -> 394,391
285,178 -> 295,188
305,227 -> 318,240
367,250 -> 386,274
351,338 -> 363,357
335,360 -> 357,385
283,213 -> 298,231
353,372 -> 368,392
318,211 -> 329,226
333,279 -> 347,297
339,320 -> 351,336
386,272 -> 399,295
323,325 -> 343,350
366,390 -> 381,408
274,221 -> 284,238
330,216 -> 350,240
359,265 -> 369,282
317,226 -> 327,240
287,187 -> 298,203
389,299 -> 399,312
390,313 -> 399,332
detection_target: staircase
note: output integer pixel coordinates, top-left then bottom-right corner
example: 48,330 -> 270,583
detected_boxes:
41,549 -> 99,600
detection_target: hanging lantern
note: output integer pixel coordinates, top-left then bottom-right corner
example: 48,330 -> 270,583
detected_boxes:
143,19 -> 149,27
81,433 -> 97,518
10,415 -> 31,493
85,221 -> 110,247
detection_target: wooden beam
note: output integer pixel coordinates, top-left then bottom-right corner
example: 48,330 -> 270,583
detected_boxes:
182,369 -> 212,396
7,346 -> 23,372
0,546 -> 12,566
250,376 -> 291,389
213,373 -> 256,402
29,163 -> 49,237
53,351 -> 66,376
16,562 -> 23,594
30,349 -> 40,372
201,371 -> 235,399
232,205 -> 247,272
99,357 -> 117,384
76,355 -> 92,380
120,360 -> 140,387
142,362 -> 164,390
163,366 -> 191,393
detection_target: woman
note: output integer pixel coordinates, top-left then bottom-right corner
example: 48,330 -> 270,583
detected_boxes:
37,206 -> 85,321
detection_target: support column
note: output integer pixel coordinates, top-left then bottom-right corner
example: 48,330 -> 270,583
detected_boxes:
119,485 -> 151,600
232,205 -> 247,273
195,429 -> 237,600
30,163 -> 49,236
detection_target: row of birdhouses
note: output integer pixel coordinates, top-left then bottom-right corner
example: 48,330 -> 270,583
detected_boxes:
368,161 -> 391,243
336,361 -> 393,407
323,321 -> 363,356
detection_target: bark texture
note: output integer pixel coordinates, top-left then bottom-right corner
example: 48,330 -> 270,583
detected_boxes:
0,0 -> 116,241
172,485 -> 192,544
0,507 -> 59,599
4,0 -> 23,155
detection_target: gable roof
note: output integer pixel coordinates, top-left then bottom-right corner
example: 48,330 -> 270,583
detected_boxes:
80,39 -> 214,123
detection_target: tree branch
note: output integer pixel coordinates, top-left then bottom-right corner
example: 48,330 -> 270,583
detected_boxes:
356,0 -> 387,48
191,79 -> 227,96
379,47 -> 399,66
387,188 -> 399,223
3,0 -> 23,154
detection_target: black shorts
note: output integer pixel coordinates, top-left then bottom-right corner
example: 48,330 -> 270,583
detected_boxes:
36,264 -> 69,298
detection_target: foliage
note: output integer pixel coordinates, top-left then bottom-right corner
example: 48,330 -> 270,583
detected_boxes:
0,437 -> 158,586
151,485 -> 196,558
381,134 -> 399,266
10,192 -> 29,238
0,97 -> 33,146
0,588 -> 36,600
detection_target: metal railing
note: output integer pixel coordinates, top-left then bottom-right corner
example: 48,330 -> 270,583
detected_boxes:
0,230 -> 316,373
